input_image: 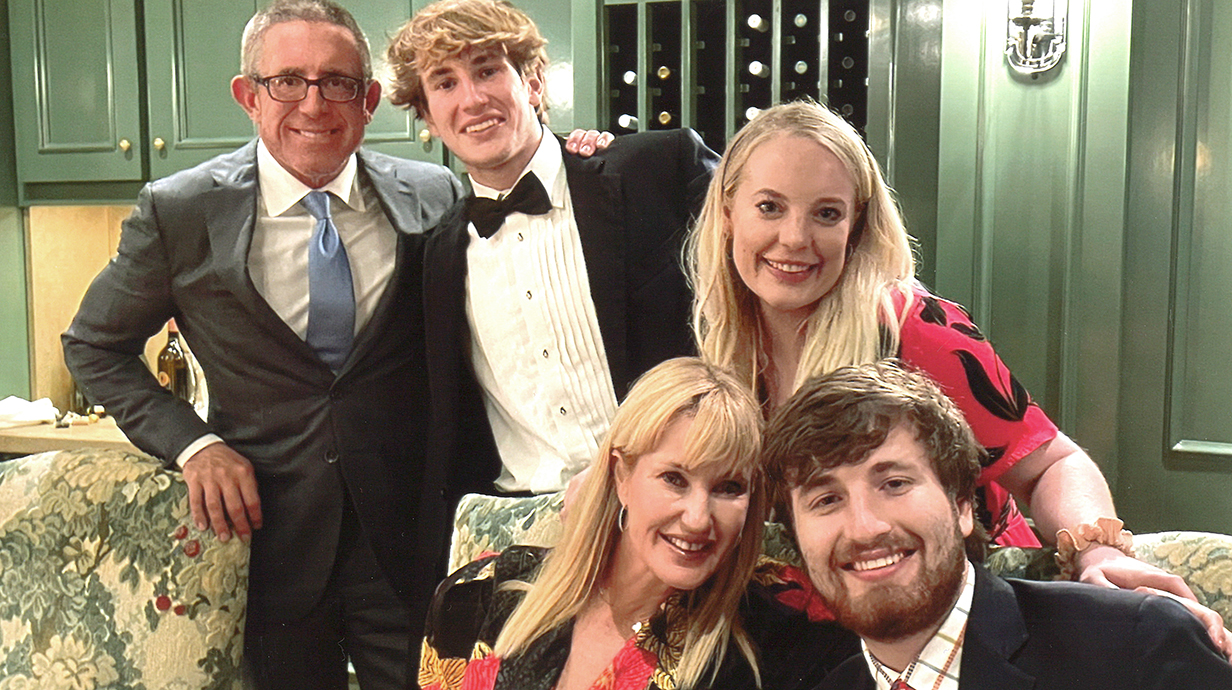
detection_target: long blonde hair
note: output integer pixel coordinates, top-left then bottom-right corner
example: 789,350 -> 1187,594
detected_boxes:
494,358 -> 767,688
687,100 -> 915,396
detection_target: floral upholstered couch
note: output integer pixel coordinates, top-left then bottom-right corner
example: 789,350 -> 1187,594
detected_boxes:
0,447 -> 249,689
448,493 -> 1232,622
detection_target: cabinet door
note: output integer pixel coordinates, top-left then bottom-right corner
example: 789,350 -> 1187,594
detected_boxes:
350,0 -> 446,165
8,0 -> 143,183
143,0 -> 258,181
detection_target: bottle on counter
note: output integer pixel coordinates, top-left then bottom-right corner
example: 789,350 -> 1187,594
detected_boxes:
157,318 -> 194,404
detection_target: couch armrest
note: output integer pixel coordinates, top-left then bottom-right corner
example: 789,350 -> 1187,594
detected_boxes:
0,448 -> 248,689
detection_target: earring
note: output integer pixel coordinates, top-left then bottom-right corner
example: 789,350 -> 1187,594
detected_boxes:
618,505 -> 628,533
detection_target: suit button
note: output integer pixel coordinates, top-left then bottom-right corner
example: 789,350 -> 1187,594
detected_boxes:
325,451 -> 339,464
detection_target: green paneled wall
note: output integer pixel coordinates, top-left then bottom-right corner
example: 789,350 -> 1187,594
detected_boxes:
930,0 -> 1130,489
1119,0 -> 1232,534
1,0 -> 28,399
0,207 -> 29,400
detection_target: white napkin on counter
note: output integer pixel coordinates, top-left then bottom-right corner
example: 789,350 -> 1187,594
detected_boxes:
0,396 -> 60,429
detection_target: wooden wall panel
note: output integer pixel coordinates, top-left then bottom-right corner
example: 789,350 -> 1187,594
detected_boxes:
24,205 -> 163,413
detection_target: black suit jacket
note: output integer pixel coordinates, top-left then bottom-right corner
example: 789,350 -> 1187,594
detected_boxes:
63,141 -> 464,623
814,564 -> 1232,689
423,129 -> 719,507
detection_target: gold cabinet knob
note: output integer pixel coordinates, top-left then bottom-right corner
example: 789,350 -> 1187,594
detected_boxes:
418,128 -> 432,143
153,137 -> 166,151
118,138 -> 131,152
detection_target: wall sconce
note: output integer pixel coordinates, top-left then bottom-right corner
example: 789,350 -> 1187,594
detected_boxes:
1006,0 -> 1067,76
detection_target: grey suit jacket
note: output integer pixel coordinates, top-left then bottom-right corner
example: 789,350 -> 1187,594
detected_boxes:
63,140 -> 464,622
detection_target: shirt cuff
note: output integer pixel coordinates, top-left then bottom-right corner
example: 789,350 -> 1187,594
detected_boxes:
175,434 -> 224,468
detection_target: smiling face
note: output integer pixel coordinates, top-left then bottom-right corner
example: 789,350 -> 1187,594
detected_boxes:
613,415 -> 752,595
231,20 -> 379,189
726,135 -> 858,327
420,47 -> 544,190
789,424 -> 972,643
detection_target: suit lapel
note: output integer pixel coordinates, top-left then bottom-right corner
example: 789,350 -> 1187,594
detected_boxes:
561,139 -> 631,393
817,654 -> 877,690
205,142 -> 316,359
424,202 -> 471,358
341,151 -> 420,376
959,566 -> 1034,690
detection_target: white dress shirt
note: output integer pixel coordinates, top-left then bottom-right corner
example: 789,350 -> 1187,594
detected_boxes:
176,140 -> 396,466
466,126 -> 618,493
248,140 -> 395,339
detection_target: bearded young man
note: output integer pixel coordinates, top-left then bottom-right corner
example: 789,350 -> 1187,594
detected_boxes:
763,362 -> 1232,690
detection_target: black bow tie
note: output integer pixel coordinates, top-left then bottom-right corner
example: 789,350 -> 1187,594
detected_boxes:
465,172 -> 553,239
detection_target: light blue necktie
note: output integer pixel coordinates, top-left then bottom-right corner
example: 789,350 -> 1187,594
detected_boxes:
302,190 -> 354,371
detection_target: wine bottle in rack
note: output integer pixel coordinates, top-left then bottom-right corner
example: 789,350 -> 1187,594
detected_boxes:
605,3 -> 638,134
648,2 -> 680,130
692,0 -> 727,151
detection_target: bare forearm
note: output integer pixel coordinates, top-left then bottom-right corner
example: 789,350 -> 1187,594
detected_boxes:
1023,444 -> 1116,543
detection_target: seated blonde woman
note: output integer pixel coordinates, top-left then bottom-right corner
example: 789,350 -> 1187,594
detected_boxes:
686,100 -> 1230,654
417,357 -> 858,690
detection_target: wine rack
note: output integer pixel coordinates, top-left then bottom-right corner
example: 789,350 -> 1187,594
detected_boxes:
602,0 -> 870,153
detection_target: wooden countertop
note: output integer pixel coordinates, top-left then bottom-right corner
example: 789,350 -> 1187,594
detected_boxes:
0,416 -> 139,455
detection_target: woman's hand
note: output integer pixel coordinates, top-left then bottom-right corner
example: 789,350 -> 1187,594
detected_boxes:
1078,545 -> 1232,659
564,129 -> 615,157
1134,584 -> 1232,661
1077,544 -> 1196,600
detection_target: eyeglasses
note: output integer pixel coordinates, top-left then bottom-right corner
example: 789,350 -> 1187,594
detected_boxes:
252,74 -> 365,103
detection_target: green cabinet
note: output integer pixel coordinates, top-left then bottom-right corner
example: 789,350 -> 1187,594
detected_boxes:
7,0 -> 446,204
141,1 -> 260,181
8,0 -> 144,196
350,0 -> 449,162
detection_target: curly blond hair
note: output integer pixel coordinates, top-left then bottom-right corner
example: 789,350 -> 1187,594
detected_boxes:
385,0 -> 549,122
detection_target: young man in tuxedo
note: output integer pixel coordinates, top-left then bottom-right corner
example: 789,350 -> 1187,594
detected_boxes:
386,0 -> 719,502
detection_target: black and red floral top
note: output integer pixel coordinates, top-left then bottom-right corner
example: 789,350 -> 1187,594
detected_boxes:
417,547 -> 858,690
897,285 -> 1057,547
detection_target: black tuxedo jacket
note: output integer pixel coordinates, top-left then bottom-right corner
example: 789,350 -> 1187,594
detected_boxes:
423,129 -> 719,510
63,140 -> 464,623
814,564 -> 1232,689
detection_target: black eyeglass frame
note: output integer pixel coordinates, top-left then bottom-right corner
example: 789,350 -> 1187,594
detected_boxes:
251,74 -> 367,103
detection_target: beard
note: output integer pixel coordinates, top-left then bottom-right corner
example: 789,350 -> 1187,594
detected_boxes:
811,518 -> 967,642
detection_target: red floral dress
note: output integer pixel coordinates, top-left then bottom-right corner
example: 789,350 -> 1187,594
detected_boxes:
896,285 -> 1057,546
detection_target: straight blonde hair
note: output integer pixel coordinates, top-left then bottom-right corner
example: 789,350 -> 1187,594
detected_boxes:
687,100 -> 916,397
494,358 -> 767,688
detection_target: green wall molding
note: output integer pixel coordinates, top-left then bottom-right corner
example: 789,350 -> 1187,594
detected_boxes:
931,0 -> 1131,488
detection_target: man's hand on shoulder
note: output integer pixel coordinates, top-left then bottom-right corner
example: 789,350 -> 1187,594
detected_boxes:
182,442 -> 262,543
564,129 -> 615,157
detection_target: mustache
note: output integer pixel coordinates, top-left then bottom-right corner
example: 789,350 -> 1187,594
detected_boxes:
829,532 -> 924,568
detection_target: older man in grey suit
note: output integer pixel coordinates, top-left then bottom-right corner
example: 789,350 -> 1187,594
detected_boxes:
62,2 -> 462,688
